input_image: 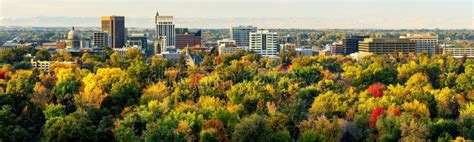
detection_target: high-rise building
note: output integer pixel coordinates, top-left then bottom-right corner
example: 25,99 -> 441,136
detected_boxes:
101,16 -> 126,48
249,30 -> 278,56
400,33 -> 439,55
93,32 -> 109,48
175,30 -> 201,49
342,35 -> 369,55
231,26 -> 257,47
155,12 -> 175,47
359,38 -> 416,55
128,34 -> 148,51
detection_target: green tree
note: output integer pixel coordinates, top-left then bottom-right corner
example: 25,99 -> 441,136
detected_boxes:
232,114 -> 272,142
298,131 -> 327,142
291,65 -> 322,85
226,81 -> 270,114
42,112 -> 97,141
101,77 -> 141,115
34,50 -> 51,61
376,115 -> 401,142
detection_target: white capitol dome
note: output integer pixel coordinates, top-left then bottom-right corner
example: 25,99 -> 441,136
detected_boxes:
67,26 -> 80,40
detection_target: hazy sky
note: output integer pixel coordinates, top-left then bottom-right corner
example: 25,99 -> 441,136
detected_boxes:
1,0 -> 473,28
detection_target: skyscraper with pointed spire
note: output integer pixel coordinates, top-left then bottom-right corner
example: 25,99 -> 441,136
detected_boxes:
155,12 -> 175,47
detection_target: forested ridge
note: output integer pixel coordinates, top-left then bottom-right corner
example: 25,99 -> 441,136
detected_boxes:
0,49 -> 473,141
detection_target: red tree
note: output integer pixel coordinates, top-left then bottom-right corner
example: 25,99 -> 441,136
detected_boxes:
190,74 -> 203,86
369,107 -> 385,128
286,64 -> 293,72
0,70 -> 5,80
368,83 -> 384,98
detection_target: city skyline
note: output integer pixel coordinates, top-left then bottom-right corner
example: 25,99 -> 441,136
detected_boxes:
1,0 -> 473,29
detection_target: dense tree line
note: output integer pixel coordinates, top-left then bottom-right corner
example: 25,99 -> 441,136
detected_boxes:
2,29 -> 474,47
0,48 -> 473,141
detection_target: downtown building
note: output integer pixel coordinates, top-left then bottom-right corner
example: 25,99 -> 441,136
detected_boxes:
65,27 -> 81,49
249,30 -> 278,57
127,34 -> 148,52
217,39 -> 237,47
442,44 -> 474,58
231,26 -> 257,47
359,38 -> 416,55
155,12 -> 175,47
101,16 -> 126,48
342,35 -> 369,55
279,34 -> 297,45
400,33 -> 439,55
175,30 -> 201,49
331,41 -> 344,55
217,39 -> 241,55
93,32 -> 110,48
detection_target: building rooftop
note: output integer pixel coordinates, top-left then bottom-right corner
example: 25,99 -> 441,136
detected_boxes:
362,38 -> 413,43
400,33 -> 438,39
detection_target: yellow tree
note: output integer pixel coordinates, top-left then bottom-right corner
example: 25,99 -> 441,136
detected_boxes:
141,82 -> 170,104
309,91 -> 347,117
80,68 -> 124,108
402,100 -> 430,118
405,73 -> 433,94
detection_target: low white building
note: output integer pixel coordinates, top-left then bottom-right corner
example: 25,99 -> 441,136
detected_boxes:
218,45 -> 244,55
113,47 -> 141,57
443,46 -> 474,58
295,48 -> 315,57
400,33 -> 439,55
217,39 -> 236,47
350,52 -> 374,61
31,59 -> 77,72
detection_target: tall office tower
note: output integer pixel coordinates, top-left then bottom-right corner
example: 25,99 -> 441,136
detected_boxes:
359,38 -> 416,55
176,30 -> 201,49
93,32 -> 110,48
231,26 -> 257,47
155,12 -> 175,47
400,33 -> 439,55
342,35 -> 369,55
101,16 -> 126,48
249,30 -> 278,56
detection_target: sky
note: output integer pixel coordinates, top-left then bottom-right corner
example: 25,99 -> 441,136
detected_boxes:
1,0 -> 473,29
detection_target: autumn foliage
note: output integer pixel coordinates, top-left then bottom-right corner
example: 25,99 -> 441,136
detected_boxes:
1,48 -> 474,141
369,107 -> 385,128
0,70 -> 5,80
368,83 -> 384,98
388,106 -> 401,116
